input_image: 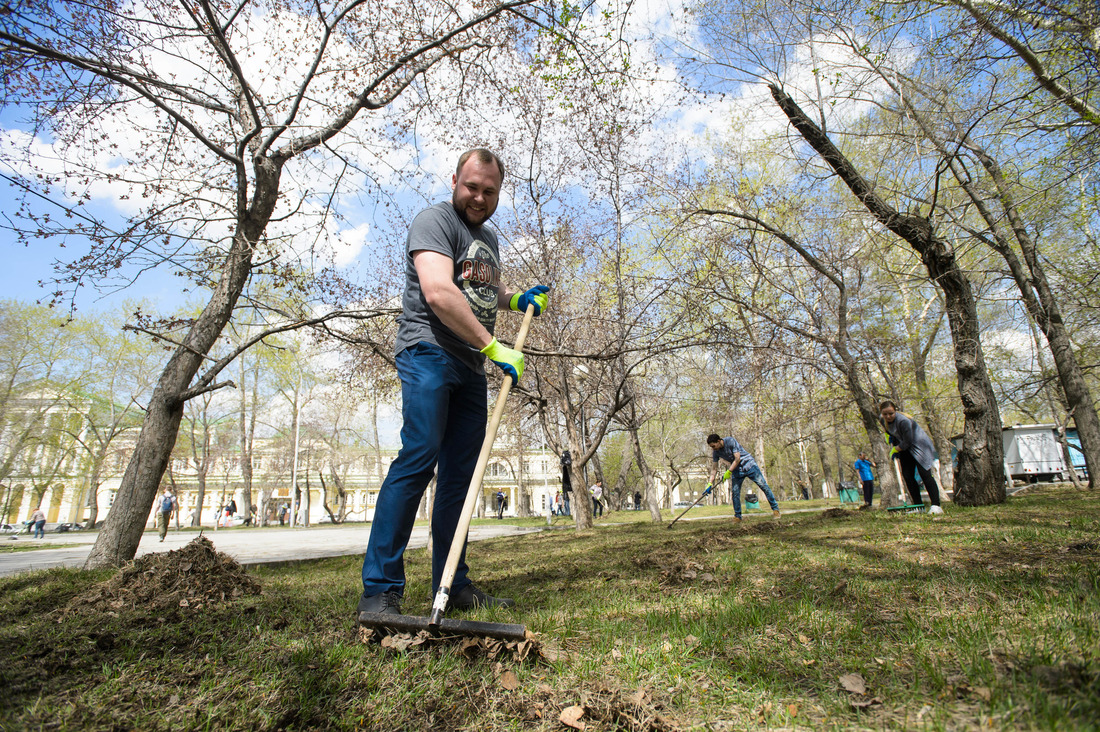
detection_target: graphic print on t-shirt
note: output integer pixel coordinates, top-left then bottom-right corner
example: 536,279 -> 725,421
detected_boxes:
458,238 -> 501,327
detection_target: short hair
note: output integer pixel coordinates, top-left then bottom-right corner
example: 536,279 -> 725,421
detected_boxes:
706,433 -> 721,444
879,400 -> 897,411
456,148 -> 505,182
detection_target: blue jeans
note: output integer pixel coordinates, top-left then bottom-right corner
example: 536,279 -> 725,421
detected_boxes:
730,465 -> 779,517
34,520 -> 46,538
361,343 -> 487,598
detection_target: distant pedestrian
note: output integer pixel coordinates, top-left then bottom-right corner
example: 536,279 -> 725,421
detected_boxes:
561,450 -> 573,515
30,506 -> 46,538
879,401 -> 943,515
590,480 -> 604,518
157,489 -> 177,542
223,499 -> 237,527
706,432 -> 781,523
496,490 -> 506,519
553,491 -> 563,516
853,452 -> 877,509
278,503 -> 288,526
633,491 -> 642,510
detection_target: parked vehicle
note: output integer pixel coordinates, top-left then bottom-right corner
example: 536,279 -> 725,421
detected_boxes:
54,522 -> 85,532
952,424 -> 1074,483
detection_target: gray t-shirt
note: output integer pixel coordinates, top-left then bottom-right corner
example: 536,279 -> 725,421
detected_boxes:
393,202 -> 501,373
711,435 -> 758,476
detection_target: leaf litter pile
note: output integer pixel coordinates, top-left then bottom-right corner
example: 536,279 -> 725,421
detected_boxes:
63,535 -> 261,617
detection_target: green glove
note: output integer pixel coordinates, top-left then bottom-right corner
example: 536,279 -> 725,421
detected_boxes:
480,338 -> 524,384
722,469 -> 732,482
889,447 -> 899,460
510,285 -> 550,316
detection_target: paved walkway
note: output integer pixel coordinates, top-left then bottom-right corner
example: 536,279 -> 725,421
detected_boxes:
0,522 -> 539,577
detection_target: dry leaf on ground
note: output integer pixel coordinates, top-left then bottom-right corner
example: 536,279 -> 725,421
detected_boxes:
560,705 -> 586,730
839,673 -> 867,695
498,670 -> 520,691
850,696 -> 882,709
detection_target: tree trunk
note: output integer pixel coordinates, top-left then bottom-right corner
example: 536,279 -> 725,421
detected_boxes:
795,428 -> 815,498
192,471 -> 207,527
289,397 -> 302,528
84,454 -> 104,528
302,465 -> 312,528
238,357 -> 254,523
627,422 -> 662,522
319,469 -> 347,524
84,157 -> 281,568
770,84 -> 1005,506
812,416 -> 834,498
516,438 -> 530,517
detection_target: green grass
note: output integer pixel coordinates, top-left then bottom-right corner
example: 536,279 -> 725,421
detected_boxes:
1,485 -> 1098,730
0,541 -> 85,553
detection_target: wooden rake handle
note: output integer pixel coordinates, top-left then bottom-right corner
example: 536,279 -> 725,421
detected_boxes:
430,304 -> 536,624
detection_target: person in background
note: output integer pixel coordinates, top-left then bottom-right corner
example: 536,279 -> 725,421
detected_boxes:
879,400 -> 944,515
633,490 -> 642,511
30,506 -> 46,538
590,480 -> 604,518
157,489 -> 177,542
853,452 -> 877,509
560,450 -> 573,516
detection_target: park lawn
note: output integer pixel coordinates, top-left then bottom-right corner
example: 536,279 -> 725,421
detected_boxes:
0,542 -> 85,553
0,485 -> 1097,731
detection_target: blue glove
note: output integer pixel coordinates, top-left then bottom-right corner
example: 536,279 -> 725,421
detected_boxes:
480,338 -> 524,384
703,484 -> 713,496
510,285 -> 550,316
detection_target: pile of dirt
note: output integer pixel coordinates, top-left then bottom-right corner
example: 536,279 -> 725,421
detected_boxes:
64,535 -> 261,616
820,508 -> 854,519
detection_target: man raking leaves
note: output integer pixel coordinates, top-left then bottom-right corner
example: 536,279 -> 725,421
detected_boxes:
705,432 -> 781,523
356,149 -> 548,641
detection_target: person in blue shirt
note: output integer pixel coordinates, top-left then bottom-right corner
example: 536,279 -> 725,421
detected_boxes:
706,432 -> 781,523
853,452 -> 877,509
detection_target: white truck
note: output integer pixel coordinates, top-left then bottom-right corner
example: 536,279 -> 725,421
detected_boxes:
952,424 -> 1072,484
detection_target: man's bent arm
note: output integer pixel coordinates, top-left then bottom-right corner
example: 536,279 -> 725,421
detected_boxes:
498,285 -> 518,310
414,250 -> 494,348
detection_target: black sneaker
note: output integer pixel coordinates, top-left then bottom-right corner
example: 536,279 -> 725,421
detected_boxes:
448,583 -> 515,611
357,590 -> 403,620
